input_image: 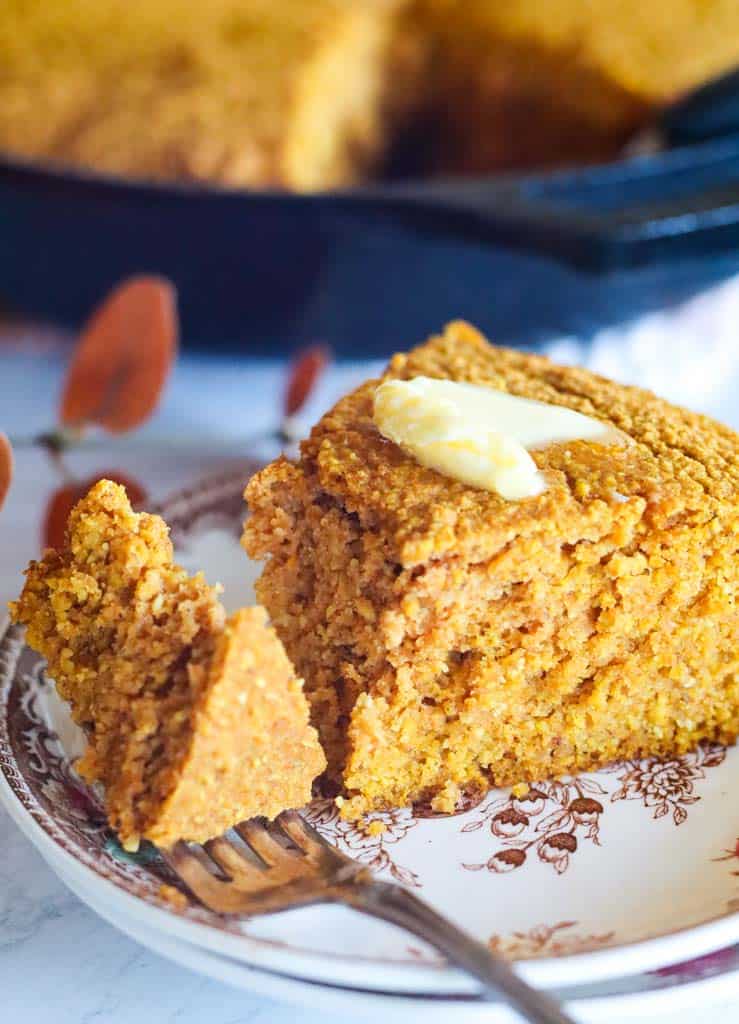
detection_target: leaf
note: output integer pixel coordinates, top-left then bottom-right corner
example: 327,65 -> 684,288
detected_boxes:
0,433 -> 12,510
554,854 -> 570,875
357,847 -> 386,870
461,820 -> 484,833
653,802 -> 669,820
579,777 -> 608,796
284,345 -> 330,418
304,797 -> 340,827
547,780 -> 570,804
60,276 -> 178,434
702,746 -> 727,768
673,804 -> 688,826
391,862 -> 421,888
43,471 -> 147,550
535,809 -> 571,834
610,787 -> 628,803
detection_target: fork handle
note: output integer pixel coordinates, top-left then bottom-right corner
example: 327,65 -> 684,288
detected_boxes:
342,881 -> 577,1024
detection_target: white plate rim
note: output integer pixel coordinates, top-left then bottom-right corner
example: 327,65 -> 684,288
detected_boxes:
42,835 -> 739,1021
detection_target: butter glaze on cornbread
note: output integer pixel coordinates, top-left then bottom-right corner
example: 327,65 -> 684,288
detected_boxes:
244,321 -> 739,819
11,480 -> 325,848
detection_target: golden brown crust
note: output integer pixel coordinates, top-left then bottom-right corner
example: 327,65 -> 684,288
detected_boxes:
10,480 -> 324,848
245,322 -> 739,819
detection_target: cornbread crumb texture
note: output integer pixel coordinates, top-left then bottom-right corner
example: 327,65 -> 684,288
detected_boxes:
244,321 -> 739,820
0,0 -> 420,189
156,605 -> 326,848
10,480 -> 325,849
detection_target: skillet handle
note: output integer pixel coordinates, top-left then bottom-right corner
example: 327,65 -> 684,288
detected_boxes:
658,66 -> 739,147
378,135 -> 739,272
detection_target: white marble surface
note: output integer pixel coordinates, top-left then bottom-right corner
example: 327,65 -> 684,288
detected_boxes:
3,286 -> 739,1022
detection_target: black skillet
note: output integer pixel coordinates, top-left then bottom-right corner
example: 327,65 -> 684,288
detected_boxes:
3,67 -> 739,355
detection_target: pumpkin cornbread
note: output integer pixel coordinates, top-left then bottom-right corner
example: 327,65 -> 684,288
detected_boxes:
415,0 -> 739,172
244,321 -> 739,820
0,0 -> 421,190
10,480 -> 325,849
7,1 -> 739,187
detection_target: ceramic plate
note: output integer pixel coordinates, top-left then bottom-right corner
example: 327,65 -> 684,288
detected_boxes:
33,846 -> 739,1022
2,467 -> 739,1000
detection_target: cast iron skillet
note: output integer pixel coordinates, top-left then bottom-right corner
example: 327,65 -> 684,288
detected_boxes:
4,69 -> 739,354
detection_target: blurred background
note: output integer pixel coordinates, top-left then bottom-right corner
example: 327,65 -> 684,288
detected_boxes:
4,6 -> 739,1024
4,0 -> 739,357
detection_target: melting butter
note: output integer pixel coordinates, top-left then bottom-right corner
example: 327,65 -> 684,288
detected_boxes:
373,376 -> 627,500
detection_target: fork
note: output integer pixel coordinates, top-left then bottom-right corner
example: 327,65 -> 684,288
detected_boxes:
162,811 -> 576,1024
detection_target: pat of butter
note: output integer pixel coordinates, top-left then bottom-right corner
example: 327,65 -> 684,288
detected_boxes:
373,376 -> 627,500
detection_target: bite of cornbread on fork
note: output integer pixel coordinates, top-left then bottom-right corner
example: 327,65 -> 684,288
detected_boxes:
10,480 -> 325,850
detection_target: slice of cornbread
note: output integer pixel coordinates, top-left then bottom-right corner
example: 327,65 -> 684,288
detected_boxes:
10,480 -> 325,849
415,0 -> 739,172
244,321 -> 739,819
0,0 -> 422,189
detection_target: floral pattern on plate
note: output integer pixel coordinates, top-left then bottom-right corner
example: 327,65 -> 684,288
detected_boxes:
304,798 -> 421,888
489,921 -> 616,959
606,744 -> 727,826
461,777 -> 608,875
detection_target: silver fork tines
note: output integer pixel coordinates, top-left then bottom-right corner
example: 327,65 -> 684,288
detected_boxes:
163,811 -> 367,915
162,811 -> 576,1024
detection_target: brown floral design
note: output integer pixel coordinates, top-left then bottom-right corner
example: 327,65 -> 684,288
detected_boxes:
304,798 -> 421,888
607,744 -> 726,826
462,744 -> 728,877
461,777 -> 607,875
21,662 -> 108,838
489,921 -> 616,960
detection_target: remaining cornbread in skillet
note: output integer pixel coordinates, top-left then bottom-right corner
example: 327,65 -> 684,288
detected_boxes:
11,480 -> 325,849
415,0 -> 739,172
0,0 -> 421,190
244,321 -> 739,819
5,1 -> 739,185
